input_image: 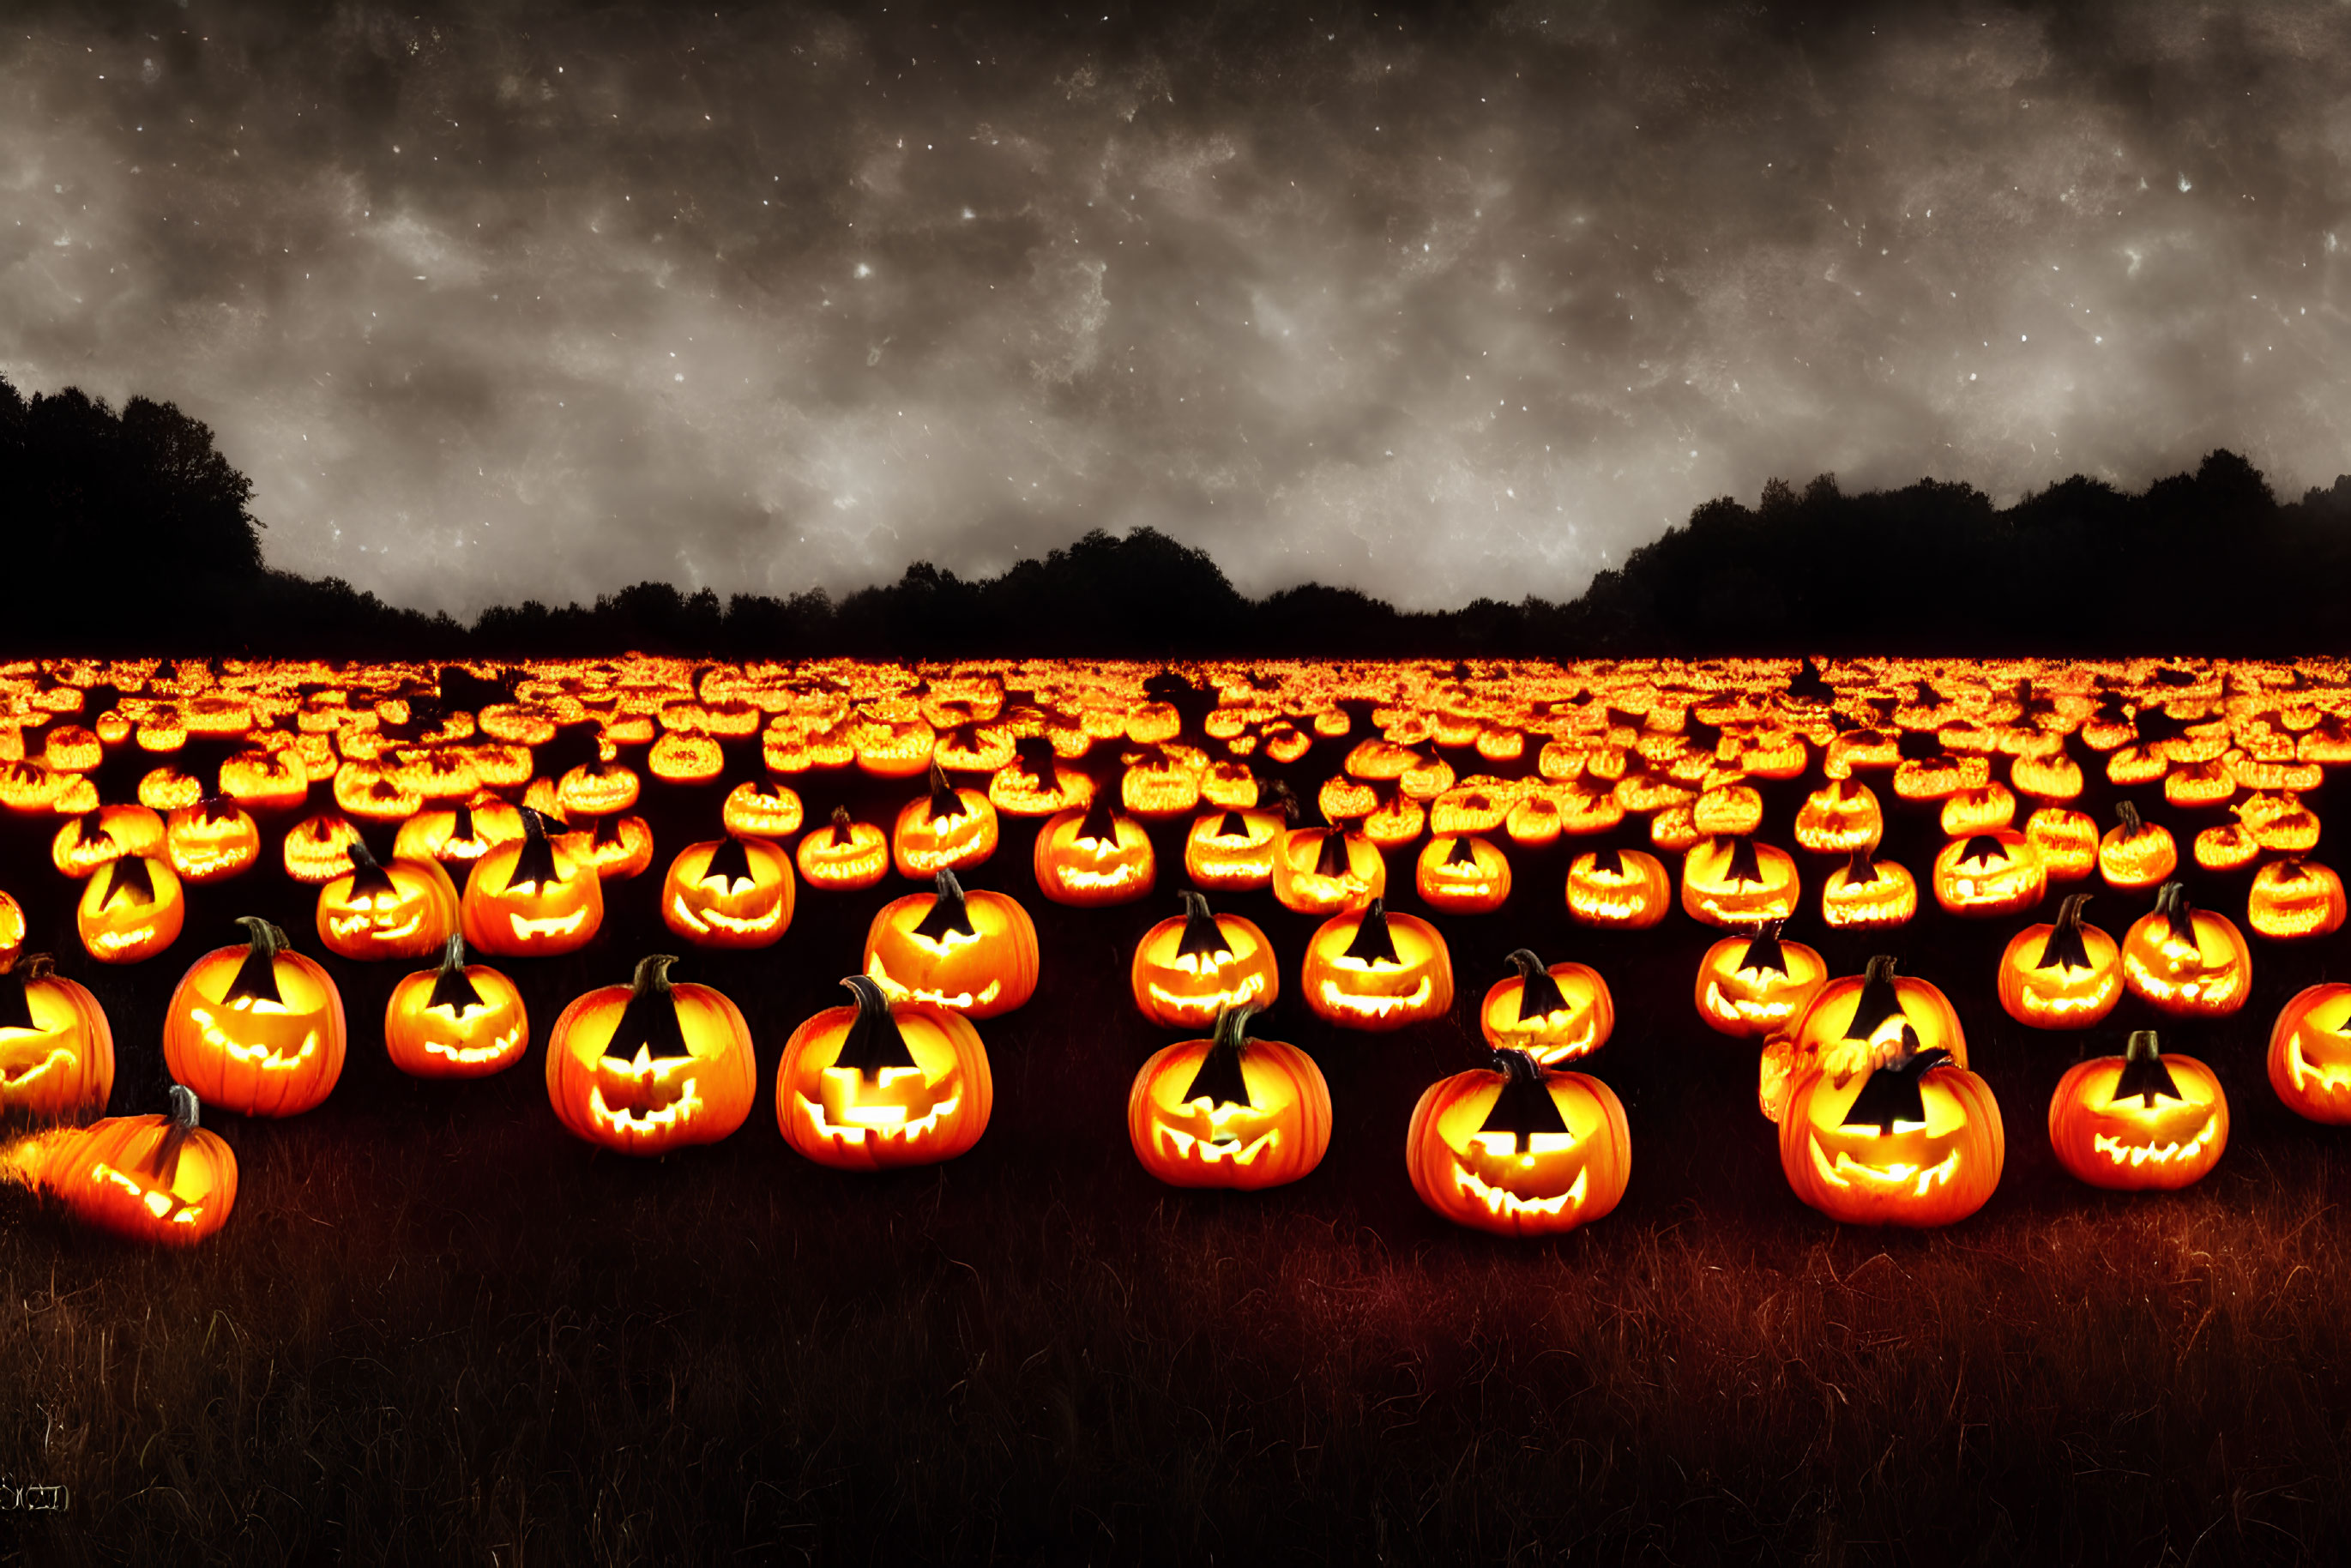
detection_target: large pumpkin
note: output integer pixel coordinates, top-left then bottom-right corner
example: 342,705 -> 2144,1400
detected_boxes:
1301,898 -> 1453,1032
315,841 -> 461,962
1033,790 -> 1158,907
162,917 -> 347,1118
2120,882 -> 2250,1018
660,835 -> 798,949
2047,1030 -> 2227,1191
545,954 -> 757,1155
777,974 -> 992,1171
1406,1048 -> 1631,1236
1778,1027 -> 2004,1227
1996,892 -> 2121,1029
460,807 -> 605,958
8,1085 -> 236,1245
1479,948 -> 1614,1064
1128,1004 -> 1329,1190
51,805 -> 165,879
863,869 -> 1040,1019
0,953 -> 114,1125
1694,922 -> 1827,1040
75,853 -> 184,963
383,934 -> 530,1079
2246,858 -> 2347,942
2269,983 -> 2351,1124
1129,891 -> 1280,1029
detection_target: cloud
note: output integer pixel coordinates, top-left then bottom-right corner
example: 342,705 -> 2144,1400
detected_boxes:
1,0 -> 2348,617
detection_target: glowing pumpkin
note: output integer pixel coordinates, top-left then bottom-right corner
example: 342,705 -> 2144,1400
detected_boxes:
1414,834 -> 1513,914
1996,892 -> 2120,1029
459,808 -> 605,958
164,797 -> 262,884
1930,830 -> 2047,919
1565,844 -> 1672,929
1301,899 -> 1453,1032
560,811 -> 656,881
1406,1049 -> 1631,1237
282,813 -> 362,884
1129,892 -> 1279,1029
393,795 -> 523,871
1269,823 -> 1386,915
1789,955 -> 1968,1086
2026,805 -> 2099,883
0,953 -> 114,1125
660,835 -> 797,950
8,1085 -> 235,1245
314,841 -> 461,962
1034,791 -> 1158,907
1183,797 -> 1289,891
50,805 -> 165,879
383,934 -> 530,1078
777,975 -> 992,1170
1694,922 -> 1827,1040
1679,835 -> 1800,928
2246,858 -> 2347,941
864,869 -> 1040,1019
2120,882 -> 2250,1019
891,761 -> 1000,878
1778,1026 -> 2003,1227
75,853 -> 184,964
720,779 -> 805,839
162,917 -> 347,1118
546,955 -> 757,1155
1128,1003 -> 1329,1190
796,806 -> 889,891
2268,983 -> 2351,1124
2098,800 -> 2178,890
2047,1030 -> 2227,1191
1819,846 -> 1918,929
1479,948 -> 1614,1064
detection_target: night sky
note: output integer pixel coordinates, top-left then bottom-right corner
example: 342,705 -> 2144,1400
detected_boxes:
3,0 -> 2347,618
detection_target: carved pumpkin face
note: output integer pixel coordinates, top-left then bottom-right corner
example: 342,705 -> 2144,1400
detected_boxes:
1129,893 -> 1280,1029
720,779 -> 805,839
557,758 -> 642,817
2194,823 -> 2262,871
165,798 -> 262,884
864,870 -> 1040,1019
986,738 -> 1094,817
17,1086 -> 237,1245
2246,858 -> 2347,941
1779,1030 -> 2004,1227
1269,824 -> 1385,915
659,835 -> 797,949
2048,1031 -> 2227,1191
392,796 -> 525,870
162,917 -> 347,1118
1938,781 -> 2016,837
1301,899 -> 1454,1032
1679,835 -> 1800,928
1407,1050 -> 1631,1236
0,890 -> 21,967
1414,834 -> 1513,914
282,813 -> 363,884
797,807 -> 890,890
2025,805 -> 2099,882
2268,982 -> 2351,1124
1128,1004 -> 1329,1190
1479,948 -> 1614,1064
460,809 -> 605,957
51,805 -> 166,879
315,843 -> 461,961
1182,800 -> 1287,891
2120,882 -> 2251,1017
2011,747 -> 2085,803
559,811 -> 655,881
1791,955 -> 1968,1085
1695,924 -> 1827,1040
1818,847 -> 1917,930
891,762 -> 1001,878
76,853 -> 185,964
1930,829 -> 2047,918
1997,893 -> 2121,1029
0,954 -> 114,1124
778,975 -> 993,1170
1566,844 -> 1671,929
383,934 -> 529,1078
647,732 -> 724,785
2099,801 -> 2178,889
546,955 -> 757,1155
1034,792 -> 1159,907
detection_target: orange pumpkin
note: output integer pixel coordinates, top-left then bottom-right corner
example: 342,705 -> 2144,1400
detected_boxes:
1930,830 -> 2047,919
1820,846 -> 1918,929
1182,795 -> 1289,891
1301,898 -> 1453,1032
162,917 -> 347,1118
8,1085 -> 236,1245
1694,922 -> 1828,1040
1414,834 -> 1513,914
1269,823 -> 1386,915
863,869 -> 1040,1019
1778,1026 -> 2004,1227
1128,1004 -> 1329,1190
315,841 -> 461,962
2268,982 -> 2351,1124
75,853 -> 184,964
1406,1049 -> 1631,1236
559,811 -> 656,882
2026,805 -> 2100,883
546,955 -> 757,1155
164,797 -> 262,884
0,890 -> 22,966
1479,948 -> 1614,1064
460,808 -> 605,958
1788,955 -> 1968,1086
777,974 -> 992,1170
2098,800 -> 2178,890
892,761 -> 1000,878
0,953 -> 114,1125
50,805 -> 165,879
1996,892 -> 2120,1029
383,934 -> 530,1078
1565,844 -> 1672,929
660,835 -> 797,950
720,779 -> 805,839
1793,776 -> 1884,853
796,806 -> 890,891
2246,858 -> 2347,941
1129,892 -> 1280,1029
2120,882 -> 2250,1018
392,795 -> 524,871
1034,791 -> 1158,907
282,812 -> 363,884
2047,1030 -> 2227,1191
1679,835 -> 1800,928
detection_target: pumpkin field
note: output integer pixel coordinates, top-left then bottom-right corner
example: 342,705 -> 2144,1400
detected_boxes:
7,654 -> 2351,1564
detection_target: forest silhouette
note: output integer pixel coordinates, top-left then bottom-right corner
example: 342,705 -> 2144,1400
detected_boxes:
4,372 -> 2344,658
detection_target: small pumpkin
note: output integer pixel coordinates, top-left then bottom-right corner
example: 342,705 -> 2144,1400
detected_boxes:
2268,982 -> 2351,1124
1034,789 -> 1158,907
1565,843 -> 1672,929
1996,893 -> 2121,1029
1129,892 -> 1280,1029
1694,922 -> 1828,1040
720,779 -> 805,839
2246,858 -> 2347,941
892,760 -> 1000,878
2047,1030 -> 2227,1191
777,974 -> 992,1170
559,811 -> 656,881
315,841 -> 461,962
1930,830 -> 2047,919
546,954 -> 757,1155
281,813 -> 363,884
1778,1025 -> 2004,1228
0,890 -> 23,966
1182,796 -> 1288,891
1269,823 -> 1386,915
1301,898 -> 1454,1032
1479,948 -> 1614,1064
75,853 -> 184,964
2098,800 -> 2178,890
1819,846 -> 1918,930
9,1085 -> 236,1245
50,805 -> 165,879
1128,1003 -> 1329,1190
2026,805 -> 2100,883
1406,1048 -> 1631,1237
0,953 -> 114,1125
797,806 -> 890,891
1414,834 -> 1513,914
1679,835 -> 1800,928
162,917 -> 347,1118
2120,882 -> 2250,1018
393,795 -> 524,870
863,869 -> 1040,1019
165,796 -> 262,884
460,808 -> 605,958
383,934 -> 530,1078
660,835 -> 798,949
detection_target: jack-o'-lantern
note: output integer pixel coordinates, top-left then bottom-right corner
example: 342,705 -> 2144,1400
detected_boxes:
2011,747 -> 2084,803
1820,847 -> 1917,929
1129,892 -> 1279,1029
986,737 -> 1093,817
1415,835 -> 1513,914
1997,893 -> 2121,1029
393,796 -> 524,870
660,835 -> 797,949
778,975 -> 993,1170
647,732 -> 724,785
2247,858 -> 2347,941
282,813 -> 362,884
459,808 -> 605,958
1680,835 -> 1800,928
9,1085 -> 236,1245
1034,791 -> 1158,907
1695,922 -> 1828,1040
383,934 -> 529,1078
1790,955 -> 1968,1085
51,805 -> 166,879
1778,1025 -> 2004,1227
2121,882 -> 2250,1018
1648,802 -> 1700,852
1124,747 -> 1205,820
0,890 -> 21,967
217,746 -> 308,813
1939,781 -> 2016,837
1930,830 -> 2047,918
162,916 -> 347,1118
1360,786 -> 1426,847
2099,801 -> 2178,890
1270,823 -> 1386,915
1565,844 -> 1671,929
1504,790 -> 1565,847
560,811 -> 655,881
1553,784 -> 1626,835
546,955 -> 756,1155
2194,823 -> 2262,871
1183,795 -> 1289,891
797,806 -> 889,890
557,758 -> 642,817
2268,983 -> 2351,1124
1478,949 -> 1614,1063
2164,757 -> 2238,810
1407,1049 -> 1631,1237
2048,1029 -> 2227,1191
720,779 -> 804,839
1128,1004 -> 1328,1189
1430,783 -> 1512,837
315,842 -> 461,961
165,797 -> 262,884
1692,782 -> 1764,837
1301,899 -> 1453,1032
892,761 -> 1000,878
2026,805 -> 2099,883
76,853 -> 184,963
0,953 -> 113,1125
864,869 -> 1040,1019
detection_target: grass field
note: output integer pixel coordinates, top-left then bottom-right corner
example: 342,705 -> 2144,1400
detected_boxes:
7,726 -> 2351,1565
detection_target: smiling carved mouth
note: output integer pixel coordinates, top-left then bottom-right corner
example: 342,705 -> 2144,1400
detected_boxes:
424,1022 -> 523,1065
1154,1124 -> 1279,1166
668,895 -> 784,935
1806,1133 -> 1961,1197
2091,1115 -> 2218,1167
329,911 -> 423,942
0,1045 -> 73,1087
88,1161 -> 202,1226
2286,1034 -> 2351,1095
1450,1158 -> 1589,1219
188,1004 -> 320,1070
1317,976 -> 1432,1016
509,908 -> 589,939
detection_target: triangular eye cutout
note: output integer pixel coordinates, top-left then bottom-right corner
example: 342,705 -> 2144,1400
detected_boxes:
223,917 -> 288,1006
1591,842 -> 1626,877
70,814 -> 112,850
1506,949 -> 1568,1022
1175,891 -> 1235,962
600,955 -> 693,1062
1179,1004 -> 1258,1108
1444,836 -> 1480,867
1960,835 -> 2010,868
0,953 -> 49,1031
912,869 -> 980,942
699,835 -> 757,893
1215,809 -> 1249,839
1076,787 -> 1119,848
1844,846 -> 1883,885
832,974 -> 920,1082
503,809 -> 563,894
426,934 -> 487,1016
1840,956 -> 1906,1042
2112,1029 -> 2184,1108
1479,1048 -> 1571,1154
1341,899 -> 1401,966
1739,920 -> 1789,976
1722,835 -> 1763,886
925,760 -> 968,823
2035,894 -> 2095,970
101,854 -> 157,910
1314,827 -> 1351,877
1843,1028 -> 1951,1133
345,839 -> 398,899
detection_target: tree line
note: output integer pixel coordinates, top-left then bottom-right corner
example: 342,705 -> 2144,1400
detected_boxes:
3,373 -> 2345,658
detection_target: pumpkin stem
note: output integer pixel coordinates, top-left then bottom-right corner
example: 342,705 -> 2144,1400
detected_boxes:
426,932 -> 487,1015
2156,880 -> 2197,943
1180,1003 -> 1258,1108
145,1085 -> 200,1186
1175,891 -> 1235,962
1843,846 -> 1882,885
829,805 -> 856,846
226,917 -> 288,1005
1840,955 -> 1905,1042
700,835 -> 757,892
1341,898 -> 1402,967
1480,1047 -> 1570,1154
925,760 -> 968,823
345,836 -> 397,898
834,974 -> 919,1080
2035,893 -> 2095,971
100,853 -> 157,910
1505,949 -> 1570,1022
602,955 -> 690,1062
2116,799 -> 2144,837
1722,835 -> 1763,886
913,869 -> 979,942
1739,920 -> 1789,977
2113,1028 -> 2184,1107
1842,1025 -> 1951,1132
